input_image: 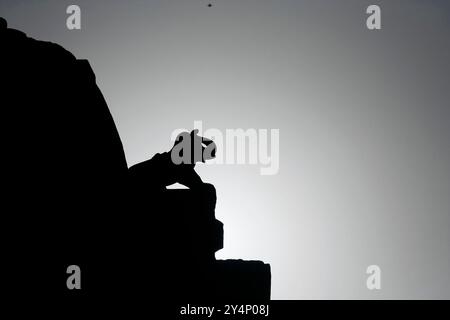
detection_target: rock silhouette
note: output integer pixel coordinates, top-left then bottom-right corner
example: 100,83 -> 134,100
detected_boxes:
1,17 -> 270,304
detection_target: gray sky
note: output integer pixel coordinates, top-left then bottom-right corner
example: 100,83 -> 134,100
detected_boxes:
2,0 -> 450,299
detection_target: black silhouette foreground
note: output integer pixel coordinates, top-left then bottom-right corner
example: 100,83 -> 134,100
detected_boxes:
1,17 -> 270,304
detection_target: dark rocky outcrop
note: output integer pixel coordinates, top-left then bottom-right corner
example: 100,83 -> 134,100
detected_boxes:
1,17 -> 270,306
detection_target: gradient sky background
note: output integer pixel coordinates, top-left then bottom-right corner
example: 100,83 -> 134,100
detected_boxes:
1,0 -> 450,299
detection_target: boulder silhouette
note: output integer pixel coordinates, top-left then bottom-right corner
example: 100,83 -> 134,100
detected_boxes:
1,17 -> 271,305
